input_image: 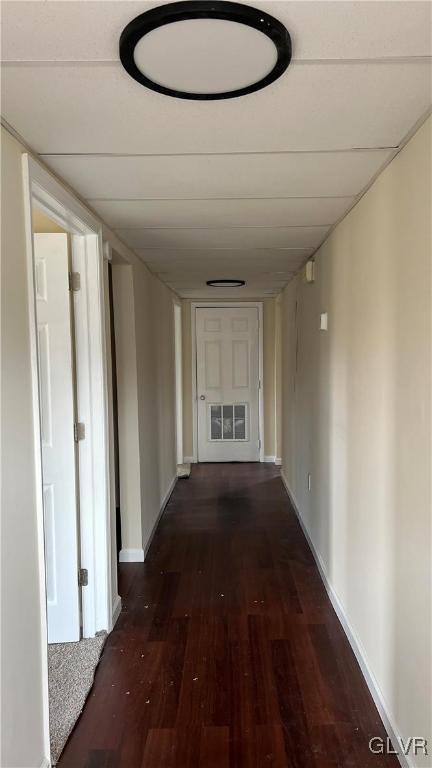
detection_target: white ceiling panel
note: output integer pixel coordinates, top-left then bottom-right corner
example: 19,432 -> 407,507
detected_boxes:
115,225 -> 329,249
155,270 -> 295,281
135,246 -> 311,297
141,248 -> 311,267
165,275 -> 292,286
42,151 -> 393,201
2,61 -> 430,154
89,197 -> 354,228
153,275 -> 296,287
141,249 -> 309,296
168,283 -> 285,294
165,285 -> 286,298
2,0 -> 430,299
2,1 -> 430,62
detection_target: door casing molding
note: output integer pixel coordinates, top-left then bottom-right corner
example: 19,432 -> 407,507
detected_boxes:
22,154 -> 114,760
23,154 -> 113,636
173,300 -> 183,465
190,301 -> 264,463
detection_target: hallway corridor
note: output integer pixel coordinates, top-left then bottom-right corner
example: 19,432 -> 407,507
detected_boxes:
58,464 -> 398,768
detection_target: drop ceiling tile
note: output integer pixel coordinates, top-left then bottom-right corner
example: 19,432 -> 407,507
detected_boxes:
115,225 -> 329,249
41,151 -> 392,200
140,250 -> 308,289
2,61 -> 430,153
147,269 -> 303,284
90,197 -> 354,229
2,1 -> 430,61
141,248 -> 311,269
3,0 -> 429,300
152,269 -> 296,280
169,283 -> 284,300
163,275 -> 292,286
173,285 -> 285,298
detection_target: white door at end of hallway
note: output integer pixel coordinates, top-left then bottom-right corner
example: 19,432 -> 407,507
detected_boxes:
196,306 -> 260,462
34,233 -> 80,643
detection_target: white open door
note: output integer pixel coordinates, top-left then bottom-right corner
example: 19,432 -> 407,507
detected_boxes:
34,233 -> 80,643
196,306 -> 260,462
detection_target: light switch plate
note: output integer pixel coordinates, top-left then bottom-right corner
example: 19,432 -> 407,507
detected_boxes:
320,312 -> 328,331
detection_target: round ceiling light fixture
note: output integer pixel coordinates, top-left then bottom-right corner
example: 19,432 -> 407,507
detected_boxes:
206,279 -> 246,287
119,1 -> 291,100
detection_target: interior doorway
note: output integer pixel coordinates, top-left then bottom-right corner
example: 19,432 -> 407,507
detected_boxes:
31,207 -> 110,764
23,154 -> 116,765
174,302 -> 183,466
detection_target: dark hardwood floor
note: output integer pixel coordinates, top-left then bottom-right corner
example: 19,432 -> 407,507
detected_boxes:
59,463 -> 398,768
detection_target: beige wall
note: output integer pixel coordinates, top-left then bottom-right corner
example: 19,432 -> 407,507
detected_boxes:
274,295 -> 283,460
133,267 -> 177,548
181,301 -> 194,458
1,129 -> 48,767
0,125 -> 178,767
112,264 -> 143,552
280,117 -> 431,764
32,207 -> 65,233
181,298 -> 279,460
111,257 -> 178,558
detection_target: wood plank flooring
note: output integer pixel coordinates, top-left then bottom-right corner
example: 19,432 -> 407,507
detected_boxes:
58,463 -> 398,768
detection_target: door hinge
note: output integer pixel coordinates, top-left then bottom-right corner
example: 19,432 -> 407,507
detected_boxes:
74,422 -> 85,442
69,271 -> 81,292
258,438 -> 261,449
78,568 -> 88,587
258,379 -> 262,389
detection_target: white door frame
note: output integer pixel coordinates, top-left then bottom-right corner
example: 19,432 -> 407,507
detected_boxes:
173,300 -> 183,465
22,154 -> 113,763
191,301 -> 264,463
22,156 -> 113,639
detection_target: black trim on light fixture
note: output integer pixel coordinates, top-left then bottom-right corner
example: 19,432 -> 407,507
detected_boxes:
207,279 -> 246,287
119,1 -> 291,100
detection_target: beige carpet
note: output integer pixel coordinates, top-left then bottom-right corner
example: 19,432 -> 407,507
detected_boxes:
48,633 -> 106,764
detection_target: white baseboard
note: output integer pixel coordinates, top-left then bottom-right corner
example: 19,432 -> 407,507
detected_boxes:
119,477 -> 178,564
119,548 -> 144,562
280,470 -> 409,768
39,758 -> 50,768
263,456 -> 282,466
161,475 -> 177,512
144,475 -> 177,558
183,455 -> 195,464
111,594 -> 122,628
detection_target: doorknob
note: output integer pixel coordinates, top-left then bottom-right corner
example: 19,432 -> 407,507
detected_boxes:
200,394 -> 206,400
